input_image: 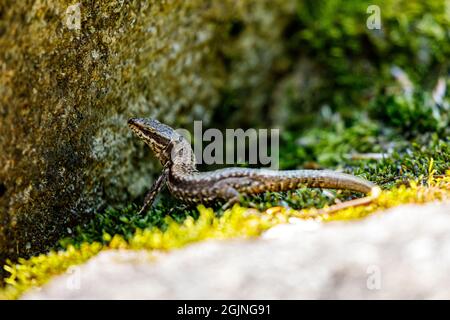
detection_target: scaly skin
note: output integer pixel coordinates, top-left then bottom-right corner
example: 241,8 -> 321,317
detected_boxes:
128,118 -> 381,214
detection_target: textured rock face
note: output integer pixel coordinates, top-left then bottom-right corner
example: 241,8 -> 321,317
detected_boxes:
22,202 -> 450,299
0,0 -> 297,268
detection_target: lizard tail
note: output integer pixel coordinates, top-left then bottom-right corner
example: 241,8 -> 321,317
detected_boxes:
285,170 -> 382,216
255,169 -> 381,216
259,169 -> 377,194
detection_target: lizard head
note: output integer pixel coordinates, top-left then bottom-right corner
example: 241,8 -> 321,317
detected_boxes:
128,118 -> 179,164
128,118 -> 197,170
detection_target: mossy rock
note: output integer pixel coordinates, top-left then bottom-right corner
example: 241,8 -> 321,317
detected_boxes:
0,0 -> 298,273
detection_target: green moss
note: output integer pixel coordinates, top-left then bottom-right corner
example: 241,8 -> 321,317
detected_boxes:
58,199 -> 199,249
0,204 -> 280,300
370,89 -> 449,136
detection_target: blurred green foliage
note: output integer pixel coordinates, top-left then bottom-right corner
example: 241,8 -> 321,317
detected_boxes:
288,0 -> 450,117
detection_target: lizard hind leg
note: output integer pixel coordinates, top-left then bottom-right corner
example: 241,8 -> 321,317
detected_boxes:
219,187 -> 241,211
215,177 -> 258,211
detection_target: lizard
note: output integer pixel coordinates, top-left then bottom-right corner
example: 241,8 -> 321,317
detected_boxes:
128,118 -> 381,215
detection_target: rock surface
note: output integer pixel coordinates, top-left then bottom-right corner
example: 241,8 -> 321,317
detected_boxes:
0,0 -> 298,270
23,202 -> 450,299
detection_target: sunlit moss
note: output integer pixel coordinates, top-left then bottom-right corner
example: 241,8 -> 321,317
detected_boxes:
306,173 -> 450,221
0,204 -> 280,299
0,242 -> 103,300
1,173 -> 449,300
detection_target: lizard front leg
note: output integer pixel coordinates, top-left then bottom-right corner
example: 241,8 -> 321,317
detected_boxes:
138,165 -> 170,215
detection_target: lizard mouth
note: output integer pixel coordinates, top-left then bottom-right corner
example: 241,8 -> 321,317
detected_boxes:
128,118 -> 174,151
127,118 -> 141,129
128,118 -> 148,134
128,118 -> 148,139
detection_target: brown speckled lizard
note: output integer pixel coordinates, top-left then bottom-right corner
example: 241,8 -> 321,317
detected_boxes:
128,118 -> 381,215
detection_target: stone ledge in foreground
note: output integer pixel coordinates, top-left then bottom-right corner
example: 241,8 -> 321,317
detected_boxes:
22,202 -> 450,299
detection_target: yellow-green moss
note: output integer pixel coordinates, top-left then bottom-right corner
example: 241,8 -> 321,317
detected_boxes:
1,172 -> 449,300
0,204 -> 283,300
307,172 -> 450,221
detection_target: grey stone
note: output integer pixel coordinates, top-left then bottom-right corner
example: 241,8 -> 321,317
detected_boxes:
22,202 -> 450,299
